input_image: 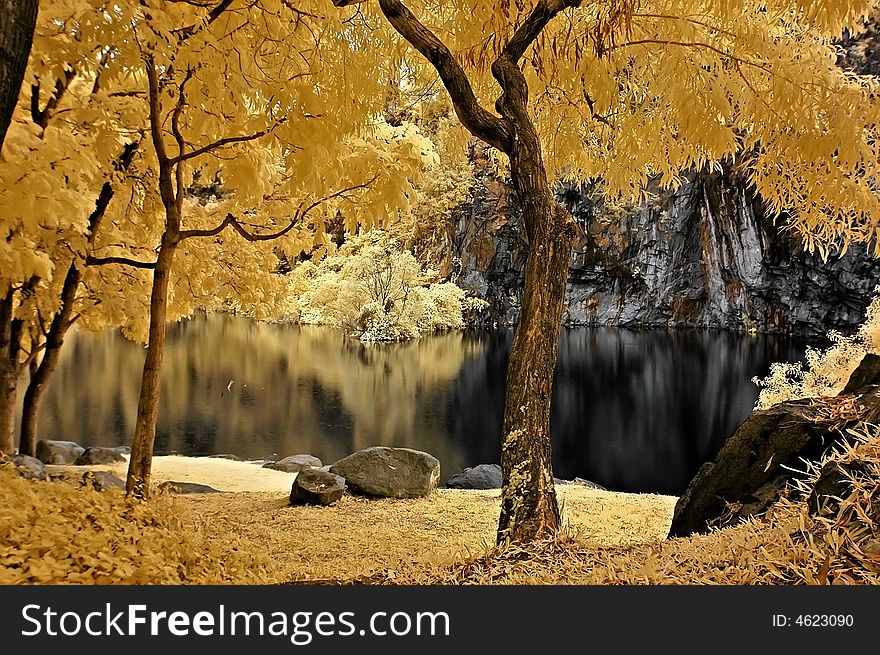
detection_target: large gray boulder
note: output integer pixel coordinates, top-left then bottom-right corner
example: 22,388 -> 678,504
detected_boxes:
445,463 -> 502,489
35,440 -> 84,465
330,447 -> 440,498
264,454 -> 322,473
289,469 -> 346,506
75,447 -> 126,465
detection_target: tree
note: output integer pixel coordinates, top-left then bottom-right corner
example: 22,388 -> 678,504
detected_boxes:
0,0 -> 38,149
0,1 -> 423,478
331,0 -> 880,544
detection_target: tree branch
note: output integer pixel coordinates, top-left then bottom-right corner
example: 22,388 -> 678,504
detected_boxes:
373,0 -> 512,151
86,255 -> 158,269
179,177 -> 378,241
167,121 -> 282,165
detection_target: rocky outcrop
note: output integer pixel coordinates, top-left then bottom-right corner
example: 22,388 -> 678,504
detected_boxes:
289,469 -> 346,505
669,354 -> 880,536
453,160 -> 880,337
329,447 -> 440,498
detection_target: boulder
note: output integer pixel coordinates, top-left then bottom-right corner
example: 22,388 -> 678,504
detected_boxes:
75,447 -> 127,465
111,445 -> 132,455
157,481 -> 221,494
82,471 -> 126,492
669,354 -> 880,537
445,463 -> 502,489
263,454 -> 322,473
807,460 -> 873,516
35,440 -> 84,465
289,469 -> 346,506
4,454 -> 48,480
330,447 -> 440,498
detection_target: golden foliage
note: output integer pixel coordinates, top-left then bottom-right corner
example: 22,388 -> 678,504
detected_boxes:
756,286 -> 880,406
0,462 -> 279,584
289,230 -> 487,340
351,0 -> 880,256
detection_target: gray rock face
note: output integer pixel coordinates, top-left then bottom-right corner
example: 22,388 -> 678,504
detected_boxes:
454,155 -> 880,338
264,454 -> 322,473
445,464 -> 502,489
157,481 -> 220,494
35,440 -> 84,465
75,447 -> 126,465
330,447 -> 440,498
5,454 -> 48,480
289,469 -> 346,506
82,471 -> 126,492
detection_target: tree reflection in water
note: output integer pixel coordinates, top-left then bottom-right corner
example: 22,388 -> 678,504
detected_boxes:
22,313 -> 812,493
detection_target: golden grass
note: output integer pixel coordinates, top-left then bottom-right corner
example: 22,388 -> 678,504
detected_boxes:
2,424 -> 878,585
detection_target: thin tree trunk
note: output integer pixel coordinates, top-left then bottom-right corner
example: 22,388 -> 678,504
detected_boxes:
0,0 -> 38,150
126,232 -> 178,496
0,291 -> 17,453
19,265 -> 79,456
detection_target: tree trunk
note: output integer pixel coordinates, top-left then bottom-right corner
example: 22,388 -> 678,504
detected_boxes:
496,143 -> 576,544
0,0 -> 39,150
0,294 -> 15,454
19,264 -> 81,456
0,290 -> 20,453
126,232 -> 178,496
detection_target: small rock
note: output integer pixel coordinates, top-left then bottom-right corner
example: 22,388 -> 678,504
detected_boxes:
263,454 -> 322,473
4,454 -> 48,480
157,481 -> 221,494
82,471 -> 126,492
330,446 -> 440,498
208,453 -> 241,461
445,464 -> 502,489
75,447 -> 127,465
36,440 -> 84,465
289,469 -> 346,506
572,477 -> 607,490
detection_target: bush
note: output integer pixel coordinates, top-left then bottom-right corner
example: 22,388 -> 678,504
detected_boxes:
288,231 -> 487,341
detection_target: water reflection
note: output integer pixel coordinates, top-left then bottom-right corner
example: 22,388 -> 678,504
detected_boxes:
21,314 -> 811,494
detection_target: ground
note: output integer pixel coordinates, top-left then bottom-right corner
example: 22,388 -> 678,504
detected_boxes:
49,456 -> 676,581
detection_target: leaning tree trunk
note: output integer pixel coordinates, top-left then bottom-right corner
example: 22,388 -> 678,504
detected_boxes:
0,0 -> 39,150
126,232 -> 178,496
19,264 -> 80,456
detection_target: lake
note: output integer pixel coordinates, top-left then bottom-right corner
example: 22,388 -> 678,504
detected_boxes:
21,313 -> 813,494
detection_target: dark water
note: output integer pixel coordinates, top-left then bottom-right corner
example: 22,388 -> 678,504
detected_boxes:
20,313 -> 814,494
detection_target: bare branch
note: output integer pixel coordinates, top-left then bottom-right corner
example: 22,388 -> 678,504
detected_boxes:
168,120 -> 282,165
86,255 -> 158,269
179,177 -> 378,241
